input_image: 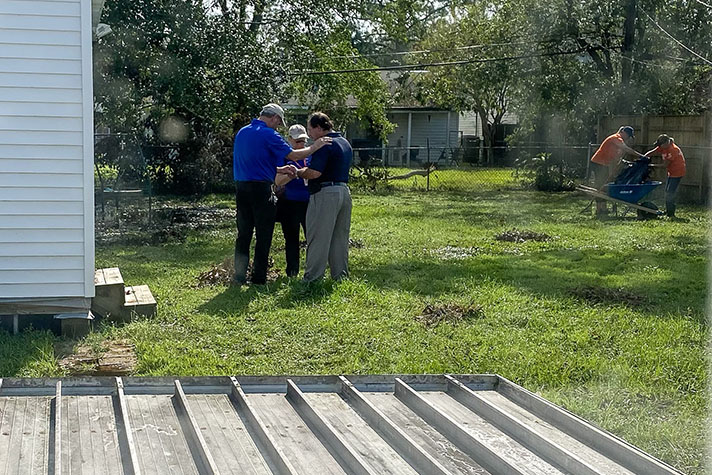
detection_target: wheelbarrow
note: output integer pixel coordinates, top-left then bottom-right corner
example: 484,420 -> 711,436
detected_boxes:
576,181 -> 664,218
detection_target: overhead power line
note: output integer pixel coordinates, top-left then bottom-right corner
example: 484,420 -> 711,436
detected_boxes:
289,48 -> 589,76
642,8 -> 712,66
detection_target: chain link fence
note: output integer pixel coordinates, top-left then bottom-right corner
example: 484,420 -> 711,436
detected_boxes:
349,144 -> 593,192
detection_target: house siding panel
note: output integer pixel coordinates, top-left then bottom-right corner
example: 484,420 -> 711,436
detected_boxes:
0,0 -> 92,299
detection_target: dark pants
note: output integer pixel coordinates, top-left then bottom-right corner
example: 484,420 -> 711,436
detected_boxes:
234,181 -> 276,284
665,176 -> 682,217
277,199 -> 308,276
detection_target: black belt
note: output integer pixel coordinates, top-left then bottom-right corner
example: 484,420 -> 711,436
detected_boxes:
320,181 -> 348,187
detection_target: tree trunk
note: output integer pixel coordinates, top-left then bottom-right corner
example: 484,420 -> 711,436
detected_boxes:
621,0 -> 637,85
477,108 -> 495,165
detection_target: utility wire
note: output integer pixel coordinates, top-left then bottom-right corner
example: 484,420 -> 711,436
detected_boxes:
641,8 -> 712,66
694,0 -> 712,8
290,48 -> 588,76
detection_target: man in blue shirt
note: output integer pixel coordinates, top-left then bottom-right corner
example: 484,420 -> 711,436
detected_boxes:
233,104 -> 331,284
296,112 -> 353,282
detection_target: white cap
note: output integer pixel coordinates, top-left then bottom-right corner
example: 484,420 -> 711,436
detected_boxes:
260,103 -> 285,125
288,124 -> 309,141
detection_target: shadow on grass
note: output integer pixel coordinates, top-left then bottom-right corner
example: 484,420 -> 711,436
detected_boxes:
359,247 -> 706,324
197,277 -> 339,316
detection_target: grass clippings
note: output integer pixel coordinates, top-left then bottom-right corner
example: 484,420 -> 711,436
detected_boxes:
58,340 -> 137,376
196,257 -> 281,287
415,303 -> 484,327
496,228 -> 552,243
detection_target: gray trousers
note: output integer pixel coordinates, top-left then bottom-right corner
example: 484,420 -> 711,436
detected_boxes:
303,185 -> 352,282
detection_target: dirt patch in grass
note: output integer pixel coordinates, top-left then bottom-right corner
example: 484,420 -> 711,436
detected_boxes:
96,204 -> 233,246
416,303 -> 484,327
571,285 -> 648,307
196,257 -> 281,287
57,340 -> 137,376
431,246 -> 479,260
495,229 -> 552,243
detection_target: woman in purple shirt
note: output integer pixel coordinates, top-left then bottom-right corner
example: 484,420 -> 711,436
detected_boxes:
275,125 -> 311,276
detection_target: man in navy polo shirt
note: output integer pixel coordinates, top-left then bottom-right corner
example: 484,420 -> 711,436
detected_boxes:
233,104 -> 331,285
296,112 -> 353,282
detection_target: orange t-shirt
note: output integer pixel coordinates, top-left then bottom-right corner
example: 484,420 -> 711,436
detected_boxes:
650,143 -> 686,178
591,133 -> 625,165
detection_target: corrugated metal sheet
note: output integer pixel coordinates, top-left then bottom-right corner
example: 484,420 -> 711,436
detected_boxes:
0,375 -> 682,475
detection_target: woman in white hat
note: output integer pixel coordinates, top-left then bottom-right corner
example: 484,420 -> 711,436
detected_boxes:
275,124 -> 311,276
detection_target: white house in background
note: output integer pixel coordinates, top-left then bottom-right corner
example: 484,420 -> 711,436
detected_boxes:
0,0 -> 103,317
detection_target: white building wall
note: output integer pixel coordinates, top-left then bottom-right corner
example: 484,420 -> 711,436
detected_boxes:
0,0 -> 94,299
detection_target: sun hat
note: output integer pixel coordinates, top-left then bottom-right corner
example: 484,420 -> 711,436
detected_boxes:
288,124 -> 309,141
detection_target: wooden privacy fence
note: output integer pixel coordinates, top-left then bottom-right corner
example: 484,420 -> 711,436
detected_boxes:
599,113 -> 712,204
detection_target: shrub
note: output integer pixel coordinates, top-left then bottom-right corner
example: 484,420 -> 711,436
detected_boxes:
515,152 -> 578,192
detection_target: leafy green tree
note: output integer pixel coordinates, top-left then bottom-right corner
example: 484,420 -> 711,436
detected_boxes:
94,0 -> 394,193
413,1 -> 525,162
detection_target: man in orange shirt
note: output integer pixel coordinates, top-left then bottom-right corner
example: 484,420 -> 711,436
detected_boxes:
644,134 -> 686,218
589,126 -> 643,215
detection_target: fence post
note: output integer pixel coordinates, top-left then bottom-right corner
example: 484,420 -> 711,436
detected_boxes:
426,138 -> 430,192
585,143 -> 593,184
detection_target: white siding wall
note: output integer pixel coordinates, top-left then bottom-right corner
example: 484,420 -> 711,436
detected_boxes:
0,0 -> 94,299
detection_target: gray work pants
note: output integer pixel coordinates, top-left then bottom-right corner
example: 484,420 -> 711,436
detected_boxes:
303,185 -> 352,282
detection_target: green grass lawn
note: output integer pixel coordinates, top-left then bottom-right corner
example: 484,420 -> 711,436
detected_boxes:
0,188 -> 708,473
383,166 -> 520,191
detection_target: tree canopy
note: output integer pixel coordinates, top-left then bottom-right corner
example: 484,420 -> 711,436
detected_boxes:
94,0 -> 712,192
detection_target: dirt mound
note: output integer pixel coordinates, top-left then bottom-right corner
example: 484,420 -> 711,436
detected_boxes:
571,286 -> 647,307
58,340 -> 137,376
495,229 -> 552,243
196,257 -> 281,287
416,303 -> 484,327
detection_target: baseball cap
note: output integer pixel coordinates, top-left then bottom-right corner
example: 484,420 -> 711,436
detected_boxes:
260,103 -> 285,125
621,126 -> 635,138
288,124 -> 309,141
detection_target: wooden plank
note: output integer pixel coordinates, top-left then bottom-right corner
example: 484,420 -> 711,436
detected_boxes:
394,378 -> 531,475
445,376 -> 607,475
286,379 -> 377,475
186,394 -> 271,475
173,380 -> 221,475
114,378 -> 142,475
496,376 -> 683,475
53,381 -> 62,475
229,377 -> 300,475
338,376 -> 454,475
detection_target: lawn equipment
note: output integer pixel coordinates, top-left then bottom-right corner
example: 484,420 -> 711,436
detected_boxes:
578,156 -> 664,218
